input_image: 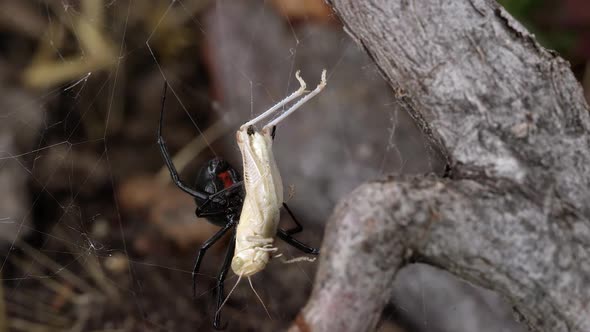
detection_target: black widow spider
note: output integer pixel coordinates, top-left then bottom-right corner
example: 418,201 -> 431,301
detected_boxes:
156,82 -> 319,329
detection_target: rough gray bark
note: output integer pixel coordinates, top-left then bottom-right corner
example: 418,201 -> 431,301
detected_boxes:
289,1 -> 590,332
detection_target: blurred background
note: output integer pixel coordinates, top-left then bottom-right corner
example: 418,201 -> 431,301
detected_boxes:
0,0 -> 587,331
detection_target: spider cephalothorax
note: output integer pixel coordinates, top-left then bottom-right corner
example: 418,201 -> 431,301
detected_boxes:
193,158 -> 243,227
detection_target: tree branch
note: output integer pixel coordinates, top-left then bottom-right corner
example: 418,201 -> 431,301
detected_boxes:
289,0 -> 590,331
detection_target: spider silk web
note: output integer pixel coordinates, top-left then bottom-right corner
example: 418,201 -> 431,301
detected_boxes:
0,1 -> 437,331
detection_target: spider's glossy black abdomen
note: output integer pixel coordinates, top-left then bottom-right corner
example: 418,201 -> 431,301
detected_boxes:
194,157 -> 244,227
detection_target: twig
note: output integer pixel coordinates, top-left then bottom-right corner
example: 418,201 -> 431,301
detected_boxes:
9,256 -> 75,298
69,294 -> 92,332
52,228 -> 119,300
9,317 -> 62,332
4,299 -> 70,327
15,240 -> 97,295
22,0 -> 116,88
80,253 -> 119,301
4,288 -> 59,313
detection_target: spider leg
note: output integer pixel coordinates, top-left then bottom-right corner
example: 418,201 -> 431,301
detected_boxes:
192,219 -> 236,298
263,70 -> 327,130
195,181 -> 244,216
157,82 -> 209,201
277,203 -> 318,254
281,202 -> 302,235
213,233 -> 236,330
196,209 -> 235,218
241,71 -> 307,130
276,229 -> 319,255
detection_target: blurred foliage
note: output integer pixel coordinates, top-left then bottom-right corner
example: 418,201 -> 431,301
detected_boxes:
499,0 -> 540,17
499,0 -> 589,67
